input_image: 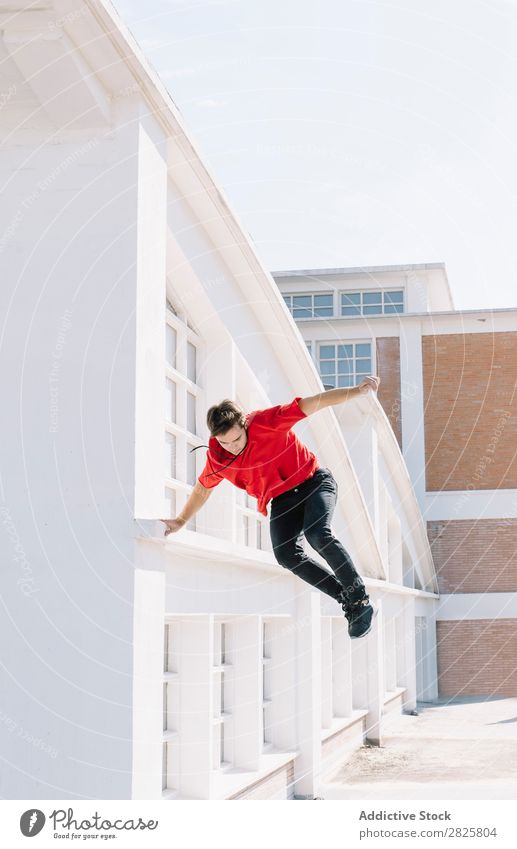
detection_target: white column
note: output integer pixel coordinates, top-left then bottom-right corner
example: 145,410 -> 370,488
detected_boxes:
134,118 -> 168,519
321,617 -> 333,729
421,611 -> 439,701
131,568 -> 166,798
384,617 -> 398,692
396,596 -> 417,711
363,598 -> 384,746
177,616 -> 213,798
332,618 -> 353,717
293,589 -> 322,799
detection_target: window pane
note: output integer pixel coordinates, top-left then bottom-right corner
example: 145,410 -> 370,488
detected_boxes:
282,295 -> 291,306
166,325 -> 176,368
319,345 -> 335,358
385,302 -> 404,313
162,742 -> 168,791
187,342 -> 196,383
356,358 -> 371,373
342,306 -> 361,316
293,308 -> 312,319
341,292 -> 360,305
187,444 -> 196,486
165,433 -> 176,479
293,295 -> 311,307
221,623 -> 226,664
363,305 -> 382,315
337,359 -> 353,374
363,292 -> 382,304
314,306 -> 333,317
319,360 -> 335,375
337,344 -> 353,358
384,290 -> 403,304
355,343 -> 371,357
338,375 -> 353,387
314,294 -> 333,306
187,392 -> 196,434
165,379 -> 176,423
322,378 -> 336,388
164,487 -> 176,517
164,624 -> 169,673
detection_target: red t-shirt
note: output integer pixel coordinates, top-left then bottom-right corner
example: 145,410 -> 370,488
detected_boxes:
197,397 -> 319,516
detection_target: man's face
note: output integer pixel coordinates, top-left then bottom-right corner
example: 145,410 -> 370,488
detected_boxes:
216,424 -> 248,455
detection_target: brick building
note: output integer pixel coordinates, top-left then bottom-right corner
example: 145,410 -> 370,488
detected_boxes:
274,265 -> 517,698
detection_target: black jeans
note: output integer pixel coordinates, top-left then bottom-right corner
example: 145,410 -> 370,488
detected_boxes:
269,467 -> 367,603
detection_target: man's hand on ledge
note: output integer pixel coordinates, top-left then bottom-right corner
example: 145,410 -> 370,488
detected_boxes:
160,518 -> 186,537
356,375 -> 381,395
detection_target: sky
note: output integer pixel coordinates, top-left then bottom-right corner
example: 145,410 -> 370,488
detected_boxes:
112,0 -> 517,310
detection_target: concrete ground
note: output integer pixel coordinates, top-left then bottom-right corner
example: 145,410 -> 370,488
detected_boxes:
319,695 -> 517,799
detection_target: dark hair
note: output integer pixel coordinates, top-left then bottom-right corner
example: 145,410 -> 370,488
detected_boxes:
206,399 -> 247,437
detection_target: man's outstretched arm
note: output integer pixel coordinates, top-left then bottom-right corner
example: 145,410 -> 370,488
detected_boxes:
298,375 -> 380,416
160,481 -> 213,536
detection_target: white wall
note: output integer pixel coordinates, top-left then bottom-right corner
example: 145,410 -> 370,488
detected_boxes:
0,98 -> 143,798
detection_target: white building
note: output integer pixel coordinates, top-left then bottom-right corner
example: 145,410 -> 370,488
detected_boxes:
0,0 -> 438,800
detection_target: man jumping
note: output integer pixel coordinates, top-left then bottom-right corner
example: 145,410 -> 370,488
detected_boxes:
161,375 -> 380,639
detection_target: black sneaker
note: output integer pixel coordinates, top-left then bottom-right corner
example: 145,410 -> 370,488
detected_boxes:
339,595 -> 378,639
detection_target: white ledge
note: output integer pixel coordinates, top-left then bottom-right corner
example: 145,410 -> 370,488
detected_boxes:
212,747 -> 299,800
321,709 -> 368,742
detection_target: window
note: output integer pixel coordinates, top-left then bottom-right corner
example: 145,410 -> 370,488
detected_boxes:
186,443 -> 197,486
318,341 -> 372,388
213,621 -> 232,770
164,487 -> 176,518
235,489 -> 271,551
164,294 -> 203,531
165,324 -> 177,367
165,379 -> 176,423
282,292 -> 334,319
165,433 -> 177,479
162,621 -> 179,797
187,342 -> 197,383
262,621 -> 272,748
187,392 -> 196,434
340,289 -> 404,316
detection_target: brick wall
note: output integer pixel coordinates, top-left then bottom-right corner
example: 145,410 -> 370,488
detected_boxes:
376,337 -> 402,448
422,332 -> 517,491
427,518 -> 517,593
437,620 -> 517,697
